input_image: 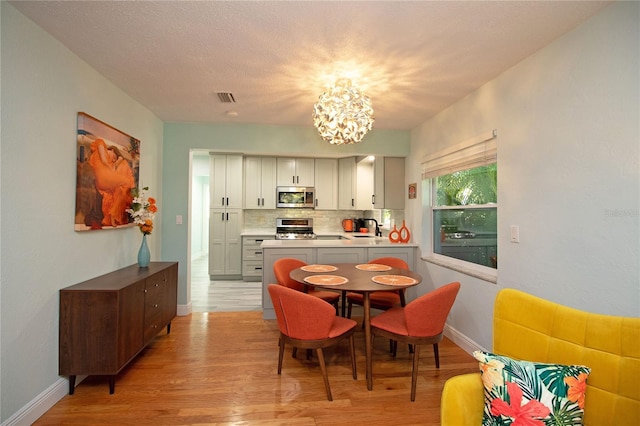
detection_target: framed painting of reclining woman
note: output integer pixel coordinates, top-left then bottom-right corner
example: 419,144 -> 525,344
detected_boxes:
74,112 -> 140,231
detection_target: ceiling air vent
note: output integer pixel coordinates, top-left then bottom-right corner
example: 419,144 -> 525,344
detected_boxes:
217,92 -> 236,103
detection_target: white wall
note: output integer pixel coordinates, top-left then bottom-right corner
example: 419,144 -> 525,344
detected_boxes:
0,3 -> 164,423
406,1 -> 639,351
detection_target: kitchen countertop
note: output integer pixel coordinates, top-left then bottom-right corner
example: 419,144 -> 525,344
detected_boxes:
261,233 -> 418,247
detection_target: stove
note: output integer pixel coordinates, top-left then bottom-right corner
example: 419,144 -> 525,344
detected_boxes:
275,218 -> 317,240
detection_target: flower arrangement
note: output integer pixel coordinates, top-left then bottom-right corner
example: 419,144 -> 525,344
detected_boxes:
126,187 -> 158,235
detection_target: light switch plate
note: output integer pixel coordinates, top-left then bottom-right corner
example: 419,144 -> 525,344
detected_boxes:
510,225 -> 520,243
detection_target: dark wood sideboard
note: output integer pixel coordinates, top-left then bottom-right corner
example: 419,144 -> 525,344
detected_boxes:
59,261 -> 178,394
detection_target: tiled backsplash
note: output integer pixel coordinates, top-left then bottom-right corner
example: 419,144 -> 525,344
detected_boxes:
244,209 -> 403,234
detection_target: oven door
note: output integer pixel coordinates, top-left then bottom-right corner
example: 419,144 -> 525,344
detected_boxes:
276,187 -> 315,208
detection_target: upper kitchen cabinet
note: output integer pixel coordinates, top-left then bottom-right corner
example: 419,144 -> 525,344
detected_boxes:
314,159 -> 338,210
210,154 -> 243,209
373,157 -> 405,210
277,158 -> 314,186
338,157 -> 373,210
244,157 -> 276,209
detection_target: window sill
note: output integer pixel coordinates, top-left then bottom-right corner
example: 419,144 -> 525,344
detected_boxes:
422,255 -> 497,284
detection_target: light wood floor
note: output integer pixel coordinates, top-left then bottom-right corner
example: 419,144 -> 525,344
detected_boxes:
35,311 -> 478,425
191,255 -> 263,312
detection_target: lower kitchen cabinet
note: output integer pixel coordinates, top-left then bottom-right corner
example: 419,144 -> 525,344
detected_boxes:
59,262 -> 178,395
209,208 -> 242,278
242,235 -> 275,281
316,248 -> 366,264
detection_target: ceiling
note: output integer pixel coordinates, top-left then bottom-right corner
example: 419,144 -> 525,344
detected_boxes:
11,1 -> 611,131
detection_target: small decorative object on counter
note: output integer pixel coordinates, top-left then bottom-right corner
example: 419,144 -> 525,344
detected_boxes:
126,186 -> 158,267
389,224 -> 400,243
389,221 -> 411,243
399,220 -> 411,243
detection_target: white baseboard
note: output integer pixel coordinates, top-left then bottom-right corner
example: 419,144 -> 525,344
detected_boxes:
443,324 -> 486,355
2,376 -> 76,426
177,303 -> 191,316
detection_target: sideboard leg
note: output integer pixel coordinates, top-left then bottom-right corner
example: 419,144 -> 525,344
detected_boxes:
108,375 -> 115,394
68,375 -> 76,395
167,321 -> 172,334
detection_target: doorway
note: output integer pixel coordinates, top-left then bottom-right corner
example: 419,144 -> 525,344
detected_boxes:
189,151 -> 261,312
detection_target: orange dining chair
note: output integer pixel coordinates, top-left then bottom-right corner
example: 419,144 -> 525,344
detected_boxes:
346,257 -> 409,319
273,258 -> 340,313
370,281 -> 461,401
267,284 -> 357,401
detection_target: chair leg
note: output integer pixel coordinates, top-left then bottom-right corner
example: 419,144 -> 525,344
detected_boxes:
411,344 -> 421,402
292,347 -> 298,358
433,343 -> 440,368
349,334 -> 357,380
277,336 -> 285,375
347,301 -> 353,319
316,348 -> 333,401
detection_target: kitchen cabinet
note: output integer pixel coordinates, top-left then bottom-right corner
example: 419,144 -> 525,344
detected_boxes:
317,248 -> 366,263
209,208 -> 243,278
338,157 -> 374,210
314,158 -> 338,210
242,235 -> 275,281
210,154 -> 243,209
277,157 -> 315,186
244,157 -> 276,209
59,262 -> 178,394
373,157 -> 405,210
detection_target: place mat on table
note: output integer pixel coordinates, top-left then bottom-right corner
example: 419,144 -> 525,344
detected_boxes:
355,263 -> 392,272
303,275 -> 348,285
371,275 -> 418,286
301,264 -> 338,273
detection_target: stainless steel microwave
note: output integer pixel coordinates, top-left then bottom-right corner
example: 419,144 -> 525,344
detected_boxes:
276,186 -> 315,208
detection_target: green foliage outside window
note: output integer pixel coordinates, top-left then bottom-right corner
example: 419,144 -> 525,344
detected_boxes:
435,164 -> 497,206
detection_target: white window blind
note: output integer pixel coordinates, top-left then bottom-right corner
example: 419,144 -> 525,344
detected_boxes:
421,129 -> 497,179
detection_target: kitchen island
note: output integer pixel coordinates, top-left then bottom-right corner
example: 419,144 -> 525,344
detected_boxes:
261,236 -> 418,319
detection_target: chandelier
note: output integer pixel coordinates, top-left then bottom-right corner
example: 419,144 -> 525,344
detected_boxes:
312,78 -> 374,145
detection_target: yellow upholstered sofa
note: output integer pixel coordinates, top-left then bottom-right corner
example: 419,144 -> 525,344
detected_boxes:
441,288 -> 640,425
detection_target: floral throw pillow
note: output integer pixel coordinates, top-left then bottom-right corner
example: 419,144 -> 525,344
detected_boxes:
473,351 -> 591,426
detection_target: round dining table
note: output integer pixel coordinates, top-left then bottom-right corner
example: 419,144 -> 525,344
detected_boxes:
290,262 -> 422,391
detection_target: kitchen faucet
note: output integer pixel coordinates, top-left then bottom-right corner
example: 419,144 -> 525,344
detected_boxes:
362,218 -> 382,237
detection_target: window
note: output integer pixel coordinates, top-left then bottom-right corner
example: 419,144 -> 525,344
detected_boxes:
422,130 -> 497,269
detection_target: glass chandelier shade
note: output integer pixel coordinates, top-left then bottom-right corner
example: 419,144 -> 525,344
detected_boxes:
312,78 -> 374,145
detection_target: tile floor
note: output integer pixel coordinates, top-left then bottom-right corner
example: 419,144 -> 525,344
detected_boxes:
190,255 -> 262,312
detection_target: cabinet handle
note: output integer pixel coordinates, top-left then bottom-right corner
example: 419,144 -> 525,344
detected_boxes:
296,176 -> 299,184
226,197 -> 229,206
144,289 -> 148,293
255,267 -> 262,271
256,239 -> 263,243
292,176 -> 295,184
221,197 -> 224,206
257,197 -> 260,206
154,283 -> 159,287
221,212 -> 224,221
226,212 -> 229,221
261,197 -> 264,206
255,251 -> 261,255
351,198 -> 355,207
315,199 -> 318,207
154,304 -> 159,308
372,195 -> 375,204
